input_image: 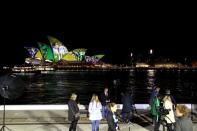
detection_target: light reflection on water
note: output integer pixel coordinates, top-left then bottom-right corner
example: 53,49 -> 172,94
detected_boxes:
1,69 -> 197,105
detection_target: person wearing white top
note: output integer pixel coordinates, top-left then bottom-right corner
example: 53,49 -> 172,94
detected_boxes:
88,94 -> 102,131
163,95 -> 176,131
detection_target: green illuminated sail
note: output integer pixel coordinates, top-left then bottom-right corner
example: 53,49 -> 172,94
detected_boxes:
93,54 -> 105,59
38,42 -> 54,62
47,36 -> 63,46
72,48 -> 87,61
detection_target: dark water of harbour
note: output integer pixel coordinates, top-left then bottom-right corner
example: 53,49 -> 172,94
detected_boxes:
0,69 -> 197,105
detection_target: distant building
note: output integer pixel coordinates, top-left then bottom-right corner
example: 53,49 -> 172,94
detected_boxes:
135,63 -> 150,68
154,63 -> 181,68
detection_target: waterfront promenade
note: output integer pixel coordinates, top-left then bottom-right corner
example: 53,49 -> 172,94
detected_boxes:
0,110 -> 148,131
0,105 -> 196,131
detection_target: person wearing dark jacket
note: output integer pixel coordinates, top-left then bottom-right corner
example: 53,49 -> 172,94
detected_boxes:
121,92 -> 133,123
174,104 -> 193,131
107,103 -> 119,131
68,93 -> 80,131
100,87 -> 110,118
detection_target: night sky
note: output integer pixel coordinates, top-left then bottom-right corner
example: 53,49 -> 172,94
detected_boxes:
0,9 -> 196,66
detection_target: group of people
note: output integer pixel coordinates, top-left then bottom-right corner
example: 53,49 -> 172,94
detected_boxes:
150,86 -> 193,131
68,87 -> 120,131
67,85 -> 193,131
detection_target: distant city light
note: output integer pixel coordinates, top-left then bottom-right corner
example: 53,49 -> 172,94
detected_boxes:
131,52 -> 133,57
150,49 -> 153,54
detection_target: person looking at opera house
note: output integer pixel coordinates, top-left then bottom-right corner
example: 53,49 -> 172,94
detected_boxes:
88,94 -> 102,131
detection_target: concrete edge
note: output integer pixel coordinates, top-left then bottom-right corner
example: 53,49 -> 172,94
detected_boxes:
0,104 -> 193,110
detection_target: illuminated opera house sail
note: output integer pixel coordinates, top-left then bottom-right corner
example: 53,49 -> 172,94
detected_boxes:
24,36 -> 105,65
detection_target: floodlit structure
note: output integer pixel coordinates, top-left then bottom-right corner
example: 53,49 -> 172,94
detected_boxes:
24,36 -> 105,65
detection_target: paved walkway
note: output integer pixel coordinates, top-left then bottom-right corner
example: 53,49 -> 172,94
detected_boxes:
0,110 -> 149,131
0,110 -> 196,131
1,123 -> 149,131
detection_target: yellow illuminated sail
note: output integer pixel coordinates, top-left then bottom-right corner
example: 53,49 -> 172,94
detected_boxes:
34,50 -> 43,60
62,52 -> 78,61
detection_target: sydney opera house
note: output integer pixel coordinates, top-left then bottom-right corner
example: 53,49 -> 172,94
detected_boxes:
10,36 -> 114,72
8,36 -> 194,73
24,36 -> 105,65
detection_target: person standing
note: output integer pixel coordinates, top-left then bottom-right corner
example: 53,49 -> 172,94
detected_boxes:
150,95 -> 161,131
100,87 -> 110,118
68,93 -> 80,131
165,89 -> 177,110
107,103 -> 119,131
149,86 -> 160,105
163,95 -> 176,131
174,104 -> 193,131
121,92 -> 133,123
88,94 -> 102,131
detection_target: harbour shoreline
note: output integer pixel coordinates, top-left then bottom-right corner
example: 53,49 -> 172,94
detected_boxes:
2,65 -> 197,73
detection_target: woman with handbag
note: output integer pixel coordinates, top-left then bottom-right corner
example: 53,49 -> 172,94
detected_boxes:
88,94 -> 102,131
163,95 -> 176,131
68,93 -> 80,131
